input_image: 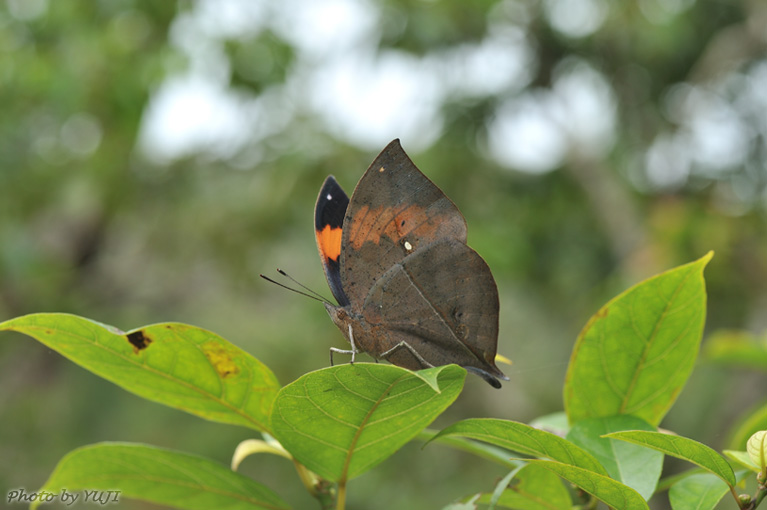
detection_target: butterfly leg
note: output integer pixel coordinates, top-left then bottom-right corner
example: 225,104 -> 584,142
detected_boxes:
380,341 -> 435,370
329,324 -> 358,366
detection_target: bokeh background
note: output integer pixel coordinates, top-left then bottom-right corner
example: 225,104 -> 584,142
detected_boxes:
1,0 -> 766,508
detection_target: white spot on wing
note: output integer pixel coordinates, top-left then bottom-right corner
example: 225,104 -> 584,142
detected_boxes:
326,193 -> 333,200
404,241 -> 412,251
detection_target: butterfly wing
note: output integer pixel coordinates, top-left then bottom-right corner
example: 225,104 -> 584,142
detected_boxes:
339,139 -> 468,307
315,176 -> 351,307
362,238 -> 506,386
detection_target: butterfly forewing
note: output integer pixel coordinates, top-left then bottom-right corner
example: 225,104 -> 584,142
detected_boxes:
340,140 -> 468,307
315,176 -> 351,307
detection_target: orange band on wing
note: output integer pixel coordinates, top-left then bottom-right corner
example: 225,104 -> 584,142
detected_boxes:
317,225 -> 343,262
347,204 -> 428,249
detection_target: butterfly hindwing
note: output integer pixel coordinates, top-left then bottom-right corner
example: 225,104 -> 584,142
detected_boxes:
361,238 -> 504,382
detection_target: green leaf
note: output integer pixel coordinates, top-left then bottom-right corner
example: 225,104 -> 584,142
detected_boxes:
567,415 -> 662,500
605,430 -> 736,487
723,450 -> 760,472
747,430 -> 767,470
231,437 -> 291,471
668,473 -> 732,510
486,467 -> 524,509
0,313 -> 280,432
270,363 -> 464,482
431,418 -> 607,475
31,442 -> 289,510
703,329 -> 767,370
476,463 -> 572,509
655,468 -> 706,492
726,400 -> 767,450
528,412 -> 570,436
564,252 -> 712,426
524,460 -> 649,510
420,429 -> 522,470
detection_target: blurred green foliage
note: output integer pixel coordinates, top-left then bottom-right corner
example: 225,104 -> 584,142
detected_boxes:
1,0 -> 766,508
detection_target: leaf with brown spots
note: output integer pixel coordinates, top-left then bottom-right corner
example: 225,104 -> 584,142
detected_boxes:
0,313 -> 280,432
126,330 -> 152,352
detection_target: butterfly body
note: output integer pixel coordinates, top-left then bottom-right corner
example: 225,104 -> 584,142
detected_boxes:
315,139 -> 507,388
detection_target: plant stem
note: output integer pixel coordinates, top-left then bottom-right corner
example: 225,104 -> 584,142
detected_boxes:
292,459 -> 334,508
751,485 -> 767,509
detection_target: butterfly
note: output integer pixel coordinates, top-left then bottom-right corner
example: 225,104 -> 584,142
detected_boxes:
313,139 -> 507,388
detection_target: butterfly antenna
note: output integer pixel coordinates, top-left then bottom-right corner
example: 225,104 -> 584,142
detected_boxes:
278,269 -> 335,303
259,270 -> 333,305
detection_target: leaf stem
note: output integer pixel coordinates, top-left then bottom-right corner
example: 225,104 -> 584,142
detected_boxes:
336,481 -> 346,510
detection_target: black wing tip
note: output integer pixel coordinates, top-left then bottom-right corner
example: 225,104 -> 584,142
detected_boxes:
465,366 -> 508,389
315,175 -> 348,230
319,175 -> 343,195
